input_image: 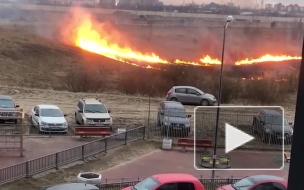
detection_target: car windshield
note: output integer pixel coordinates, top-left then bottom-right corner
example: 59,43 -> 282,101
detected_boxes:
133,177 -> 160,190
0,99 -> 15,108
40,109 -> 63,117
264,115 -> 288,125
232,178 -> 254,190
84,104 -> 107,113
165,108 -> 187,118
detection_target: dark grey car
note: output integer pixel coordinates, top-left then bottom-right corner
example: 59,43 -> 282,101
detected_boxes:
252,109 -> 293,144
157,101 -> 191,137
165,86 -> 217,106
41,183 -> 99,190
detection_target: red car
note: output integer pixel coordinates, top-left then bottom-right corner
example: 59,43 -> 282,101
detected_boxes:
122,173 -> 205,190
216,175 -> 287,190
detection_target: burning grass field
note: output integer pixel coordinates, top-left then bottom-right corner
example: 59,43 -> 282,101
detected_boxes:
0,6 -> 302,104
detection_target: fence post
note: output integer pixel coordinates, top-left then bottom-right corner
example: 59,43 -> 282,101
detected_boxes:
26,161 -> 29,178
82,145 -> 85,161
105,138 -> 107,153
55,153 -> 59,170
124,131 -> 128,145
143,126 -> 146,139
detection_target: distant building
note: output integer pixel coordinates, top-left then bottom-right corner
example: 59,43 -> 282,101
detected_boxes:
274,3 -> 285,12
227,2 -> 234,7
100,0 -> 115,6
118,0 -> 162,6
265,3 -> 273,11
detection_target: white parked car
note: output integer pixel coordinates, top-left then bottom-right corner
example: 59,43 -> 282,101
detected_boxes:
30,105 -> 68,134
75,98 -> 112,128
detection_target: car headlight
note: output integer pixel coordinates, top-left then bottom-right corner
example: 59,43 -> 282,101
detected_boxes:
86,119 -> 93,123
265,128 -> 271,133
63,122 -> 68,126
41,122 -> 48,126
290,129 -> 293,135
164,122 -> 170,126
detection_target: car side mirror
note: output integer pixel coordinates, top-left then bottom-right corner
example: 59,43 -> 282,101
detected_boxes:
108,109 -> 111,113
187,114 -> 191,118
260,121 -> 264,125
15,105 -> 19,108
160,112 -> 164,116
64,114 -> 67,117
289,122 -> 293,125
196,93 -> 200,96
78,110 -> 83,113
35,113 -> 39,117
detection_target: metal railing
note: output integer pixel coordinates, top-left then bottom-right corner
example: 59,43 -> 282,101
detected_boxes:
98,178 -> 240,190
146,110 -> 294,151
0,126 -> 145,185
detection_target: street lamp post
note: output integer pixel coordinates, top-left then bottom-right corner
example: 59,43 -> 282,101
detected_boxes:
211,15 -> 233,179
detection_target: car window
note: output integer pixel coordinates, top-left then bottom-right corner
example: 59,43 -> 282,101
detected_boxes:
232,178 -> 254,190
165,108 -> 187,118
40,109 -> 63,117
272,182 -> 287,190
84,104 -> 107,113
0,99 -> 15,108
134,177 -> 161,190
158,183 -> 178,190
175,88 -> 186,93
187,88 -> 198,95
177,182 -> 195,190
252,182 -> 273,190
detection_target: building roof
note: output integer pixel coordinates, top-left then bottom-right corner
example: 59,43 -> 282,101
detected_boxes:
152,173 -> 197,183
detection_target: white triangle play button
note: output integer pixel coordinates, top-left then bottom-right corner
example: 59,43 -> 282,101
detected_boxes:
225,123 -> 255,154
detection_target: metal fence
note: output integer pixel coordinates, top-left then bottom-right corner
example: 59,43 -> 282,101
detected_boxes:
0,126 -> 145,185
98,178 -> 240,190
146,109 -> 294,151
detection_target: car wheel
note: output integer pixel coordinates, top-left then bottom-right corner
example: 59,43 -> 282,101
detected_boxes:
200,99 -> 209,106
81,119 -> 84,125
170,97 -> 178,102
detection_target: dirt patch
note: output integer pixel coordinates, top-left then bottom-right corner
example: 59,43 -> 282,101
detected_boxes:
0,140 -> 159,190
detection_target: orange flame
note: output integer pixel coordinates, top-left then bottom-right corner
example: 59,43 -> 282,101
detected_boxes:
235,54 -> 302,65
62,8 -> 302,69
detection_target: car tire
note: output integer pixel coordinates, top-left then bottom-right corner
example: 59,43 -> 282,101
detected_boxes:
200,99 -> 209,106
170,97 -> 178,102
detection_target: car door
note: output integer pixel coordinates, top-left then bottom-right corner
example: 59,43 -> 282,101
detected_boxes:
158,103 -> 165,125
76,101 -> 83,122
251,182 -> 275,190
32,106 -> 40,126
186,88 -> 201,104
174,88 -> 188,103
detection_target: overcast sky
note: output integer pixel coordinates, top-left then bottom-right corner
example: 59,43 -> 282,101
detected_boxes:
163,0 -> 304,7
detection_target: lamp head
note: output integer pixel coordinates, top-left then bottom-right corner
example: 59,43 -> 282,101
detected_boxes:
226,15 -> 233,23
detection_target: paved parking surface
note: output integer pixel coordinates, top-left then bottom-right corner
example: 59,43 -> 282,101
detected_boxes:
0,136 -> 88,168
101,149 -> 289,182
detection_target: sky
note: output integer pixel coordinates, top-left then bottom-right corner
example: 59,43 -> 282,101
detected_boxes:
163,0 -> 304,7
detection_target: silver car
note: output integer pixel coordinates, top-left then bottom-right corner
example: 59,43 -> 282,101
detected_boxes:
165,86 -> 217,106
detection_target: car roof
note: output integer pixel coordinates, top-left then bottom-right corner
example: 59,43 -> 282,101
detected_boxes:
37,105 -> 60,109
172,86 -> 197,89
162,101 -> 185,109
152,173 -> 197,183
260,109 -> 282,116
44,183 -> 99,190
81,98 -> 103,104
245,175 -> 285,183
0,95 -> 13,100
